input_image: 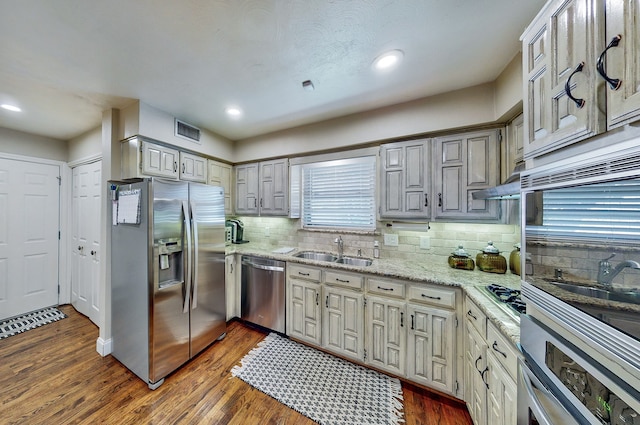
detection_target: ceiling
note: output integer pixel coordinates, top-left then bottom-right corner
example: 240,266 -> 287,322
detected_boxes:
0,0 -> 545,142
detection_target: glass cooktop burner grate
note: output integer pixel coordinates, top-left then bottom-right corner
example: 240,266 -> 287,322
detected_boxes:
484,284 -> 526,315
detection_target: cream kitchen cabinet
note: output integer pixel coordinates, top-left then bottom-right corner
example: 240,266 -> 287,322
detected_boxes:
259,159 -> 289,216
179,151 -> 207,183
225,254 -> 237,321
464,296 -> 518,425
235,163 -> 259,214
604,0 -> 640,129
323,284 -> 364,362
286,264 -> 323,346
235,158 -> 288,216
365,296 -> 406,376
379,138 -> 431,219
522,0 -> 605,160
434,129 -> 500,220
121,136 -> 179,179
208,159 -> 232,215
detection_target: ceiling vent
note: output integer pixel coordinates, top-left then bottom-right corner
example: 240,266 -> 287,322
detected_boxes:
175,119 -> 201,143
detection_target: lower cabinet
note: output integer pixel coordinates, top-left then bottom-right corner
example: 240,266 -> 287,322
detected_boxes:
464,296 -> 518,425
323,285 -> 364,361
286,262 -> 462,398
407,304 -> 456,394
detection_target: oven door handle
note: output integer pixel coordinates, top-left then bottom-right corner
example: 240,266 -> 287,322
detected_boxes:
518,358 -> 580,425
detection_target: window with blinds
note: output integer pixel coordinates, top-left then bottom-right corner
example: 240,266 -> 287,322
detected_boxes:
529,179 -> 640,242
302,156 -> 376,230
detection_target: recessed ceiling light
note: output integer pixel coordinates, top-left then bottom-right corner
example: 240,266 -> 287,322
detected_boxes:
225,107 -> 242,117
373,50 -> 404,71
1,104 -> 21,112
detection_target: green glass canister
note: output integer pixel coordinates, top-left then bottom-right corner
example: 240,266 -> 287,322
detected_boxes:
448,245 -> 475,270
476,241 -> 507,274
509,243 -> 521,275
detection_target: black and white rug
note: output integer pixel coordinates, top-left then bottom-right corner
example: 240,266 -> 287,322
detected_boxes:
231,333 -> 405,425
0,307 -> 67,340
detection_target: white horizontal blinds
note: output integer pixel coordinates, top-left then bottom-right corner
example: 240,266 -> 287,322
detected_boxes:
302,157 -> 376,230
541,179 -> 640,240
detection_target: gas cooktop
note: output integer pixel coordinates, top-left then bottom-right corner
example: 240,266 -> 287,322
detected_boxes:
484,284 -> 526,318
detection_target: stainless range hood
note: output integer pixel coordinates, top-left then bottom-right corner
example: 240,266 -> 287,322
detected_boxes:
472,163 -> 523,200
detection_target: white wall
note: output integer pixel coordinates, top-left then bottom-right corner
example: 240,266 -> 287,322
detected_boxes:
67,126 -> 101,164
494,53 -> 524,121
120,101 -> 235,162
0,127 -> 67,161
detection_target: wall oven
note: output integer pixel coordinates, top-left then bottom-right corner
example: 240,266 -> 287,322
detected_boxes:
518,136 -> 640,424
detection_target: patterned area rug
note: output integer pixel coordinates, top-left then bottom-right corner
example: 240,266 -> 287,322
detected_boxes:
0,307 -> 67,340
231,333 -> 405,425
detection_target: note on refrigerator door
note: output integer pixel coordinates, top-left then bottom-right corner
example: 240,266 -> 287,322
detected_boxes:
117,189 -> 141,224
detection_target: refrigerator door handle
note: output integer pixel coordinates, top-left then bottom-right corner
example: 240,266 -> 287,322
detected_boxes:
190,201 -> 199,310
182,200 -> 192,314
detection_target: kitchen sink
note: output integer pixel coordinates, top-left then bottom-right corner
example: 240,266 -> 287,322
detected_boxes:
336,257 -> 373,267
293,251 -> 338,262
550,281 -> 640,305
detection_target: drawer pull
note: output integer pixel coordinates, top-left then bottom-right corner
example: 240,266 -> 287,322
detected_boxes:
336,278 -> 350,283
377,286 -> 394,291
298,271 -> 310,276
400,312 -> 404,328
316,293 -> 319,306
597,34 -> 623,90
421,294 -> 441,300
467,310 -> 478,320
564,61 -> 586,109
326,295 -> 329,308
481,366 -> 489,389
492,341 -> 507,359
410,314 -> 414,330
475,355 -> 483,372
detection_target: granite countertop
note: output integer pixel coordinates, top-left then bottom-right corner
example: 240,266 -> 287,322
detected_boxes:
226,243 -> 522,345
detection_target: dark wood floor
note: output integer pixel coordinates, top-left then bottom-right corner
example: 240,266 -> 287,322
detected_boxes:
0,305 -> 473,425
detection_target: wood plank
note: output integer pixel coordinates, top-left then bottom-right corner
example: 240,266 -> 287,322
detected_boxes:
0,305 -> 472,424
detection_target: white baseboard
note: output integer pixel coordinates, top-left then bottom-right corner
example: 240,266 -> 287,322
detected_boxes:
96,337 -> 113,356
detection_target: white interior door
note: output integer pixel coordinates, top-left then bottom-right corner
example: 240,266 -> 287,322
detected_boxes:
71,161 -> 101,326
0,157 -> 60,321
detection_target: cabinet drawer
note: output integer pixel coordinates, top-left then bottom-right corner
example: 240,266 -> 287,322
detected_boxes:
408,285 -> 456,309
288,264 -> 321,282
465,296 -> 487,337
487,322 -> 519,379
324,270 -> 363,290
367,278 -> 405,298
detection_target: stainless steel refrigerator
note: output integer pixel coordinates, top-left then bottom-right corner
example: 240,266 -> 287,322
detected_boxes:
109,178 -> 226,389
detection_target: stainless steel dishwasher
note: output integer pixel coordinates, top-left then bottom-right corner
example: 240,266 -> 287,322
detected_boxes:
241,256 -> 286,333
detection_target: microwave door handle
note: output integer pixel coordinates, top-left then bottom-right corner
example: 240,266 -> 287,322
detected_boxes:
518,359 -> 579,425
190,201 -> 198,310
182,201 -> 192,314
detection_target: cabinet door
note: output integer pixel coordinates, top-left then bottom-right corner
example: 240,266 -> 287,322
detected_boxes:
141,141 -> 179,179
487,352 -> 517,425
225,255 -> 236,321
260,159 -> 289,216
465,325 -> 488,425
434,130 -> 499,220
379,139 -> 430,219
407,304 -> 456,395
208,160 -> 232,215
287,278 -> 322,345
322,286 -> 364,361
366,296 -> 406,375
522,0 -> 605,160
179,152 -> 207,183
605,0 -> 640,129
235,163 -> 259,214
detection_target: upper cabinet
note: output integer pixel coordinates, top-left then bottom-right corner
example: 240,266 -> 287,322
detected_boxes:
604,0 -> 640,129
434,129 -> 500,221
379,139 -> 431,219
122,136 -> 179,179
179,151 -> 207,183
235,158 -> 289,216
522,0 -> 640,160
208,159 -> 233,215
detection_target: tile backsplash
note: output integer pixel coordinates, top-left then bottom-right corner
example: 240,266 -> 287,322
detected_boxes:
234,216 -> 520,264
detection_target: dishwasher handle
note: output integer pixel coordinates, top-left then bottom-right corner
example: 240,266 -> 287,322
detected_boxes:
242,259 -> 285,272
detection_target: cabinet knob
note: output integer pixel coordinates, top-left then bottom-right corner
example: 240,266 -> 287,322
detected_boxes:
597,34 -> 623,90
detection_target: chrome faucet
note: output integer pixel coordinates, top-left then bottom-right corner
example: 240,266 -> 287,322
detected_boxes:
334,236 -> 344,260
598,256 -> 640,287
597,253 -> 616,285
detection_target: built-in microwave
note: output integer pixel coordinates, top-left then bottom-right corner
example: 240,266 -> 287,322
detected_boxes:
519,136 -> 640,424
